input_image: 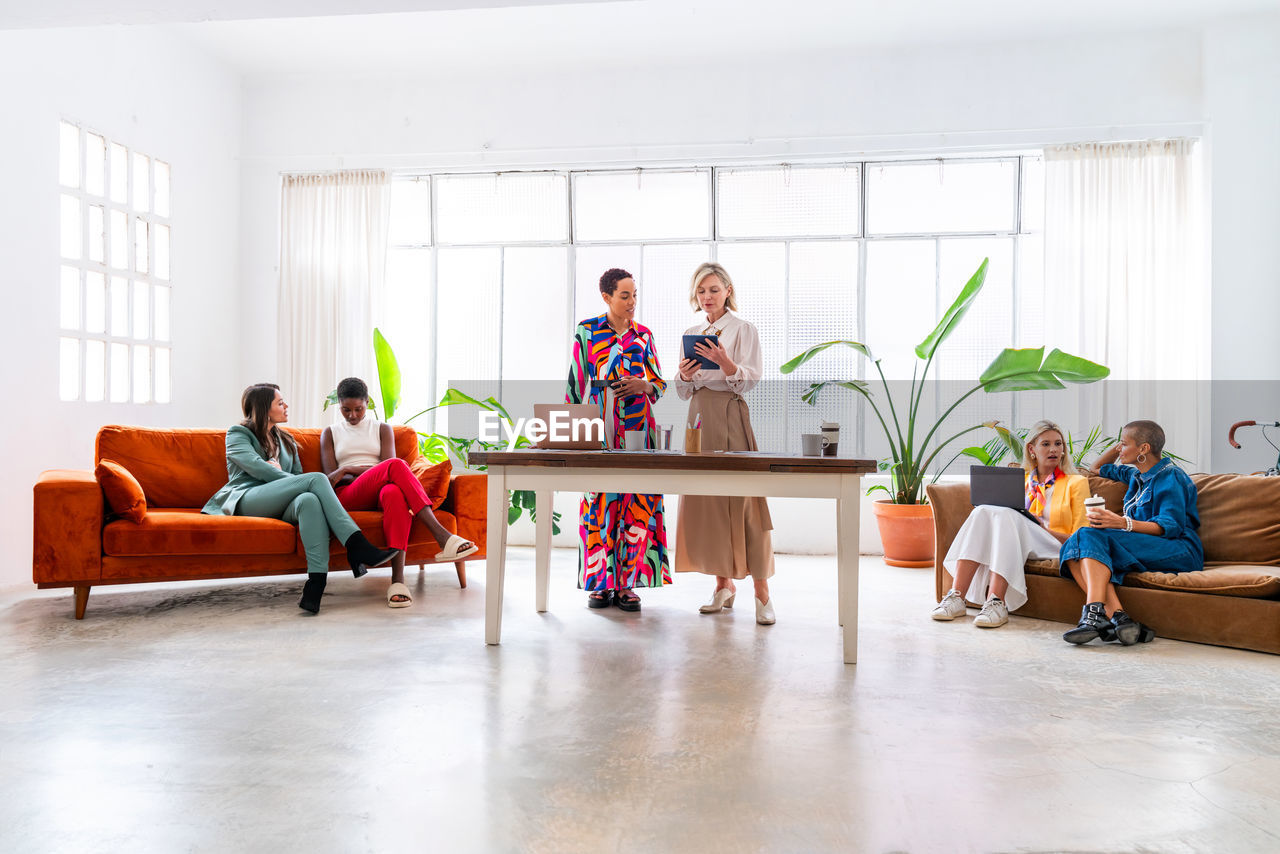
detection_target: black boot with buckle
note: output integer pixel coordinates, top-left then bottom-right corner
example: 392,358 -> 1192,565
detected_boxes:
1107,610 -> 1156,645
1063,601 -> 1111,645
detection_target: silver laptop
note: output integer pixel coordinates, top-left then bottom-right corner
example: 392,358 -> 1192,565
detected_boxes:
532,404 -> 606,450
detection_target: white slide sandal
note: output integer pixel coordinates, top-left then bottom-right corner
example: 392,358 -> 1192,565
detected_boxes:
435,534 -> 479,562
387,582 -> 413,608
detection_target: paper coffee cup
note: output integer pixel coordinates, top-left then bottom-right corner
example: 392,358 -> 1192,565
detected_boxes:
1084,496 -> 1105,510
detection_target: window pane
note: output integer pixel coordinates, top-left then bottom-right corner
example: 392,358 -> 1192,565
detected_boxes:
715,242 -> 787,453
154,347 -> 171,404
574,170 -> 711,242
867,160 -> 1017,235
864,240 -> 937,380
389,178 -> 431,246
110,209 -> 128,269
59,122 -> 80,188
60,195 -> 81,259
132,152 -> 150,213
60,266 -> 80,329
134,217 -> 149,274
435,248 -> 500,434
154,286 -> 170,341
132,281 -> 149,339
154,160 -> 170,218
110,276 -> 130,335
383,248 -> 433,421
1017,233 -> 1045,348
110,343 -> 130,402
787,241 -> 860,452
1021,156 -> 1045,233
501,247 -> 569,381
133,344 -> 151,403
154,224 -> 170,280
718,166 -> 860,238
88,204 -> 105,263
85,340 -> 105,402
85,271 -> 106,334
637,243 -> 712,437
59,338 -> 80,401
110,143 -> 128,204
573,245 -> 640,324
85,133 -> 105,196
434,173 -> 566,244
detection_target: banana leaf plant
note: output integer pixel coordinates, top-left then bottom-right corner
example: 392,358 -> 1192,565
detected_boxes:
962,423 -> 1192,470
779,258 -> 1111,504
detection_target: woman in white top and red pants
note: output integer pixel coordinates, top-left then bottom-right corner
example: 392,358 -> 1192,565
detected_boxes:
321,377 -> 477,608
674,262 -> 777,624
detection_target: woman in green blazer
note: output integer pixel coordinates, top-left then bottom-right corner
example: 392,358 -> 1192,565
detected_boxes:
202,383 -> 399,613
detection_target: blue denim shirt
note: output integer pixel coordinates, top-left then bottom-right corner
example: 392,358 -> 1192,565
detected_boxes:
1099,457 -> 1201,541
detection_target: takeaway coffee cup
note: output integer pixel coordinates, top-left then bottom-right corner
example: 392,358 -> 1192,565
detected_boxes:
820,421 -> 840,456
624,430 -> 646,451
801,433 -> 825,456
1084,495 -> 1106,525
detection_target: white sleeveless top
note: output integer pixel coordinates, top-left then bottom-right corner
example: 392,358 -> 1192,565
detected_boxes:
331,415 -> 383,468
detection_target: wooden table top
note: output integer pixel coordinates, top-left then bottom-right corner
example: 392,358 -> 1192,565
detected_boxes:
468,449 -> 877,475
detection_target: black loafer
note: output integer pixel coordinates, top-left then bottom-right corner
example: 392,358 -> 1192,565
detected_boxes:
615,591 -> 641,612
587,591 -> 614,609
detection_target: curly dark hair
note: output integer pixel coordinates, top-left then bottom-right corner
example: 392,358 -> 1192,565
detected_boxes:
336,377 -> 369,402
599,267 -> 634,296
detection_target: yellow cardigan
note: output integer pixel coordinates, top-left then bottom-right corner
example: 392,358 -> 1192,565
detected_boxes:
1032,471 -> 1090,535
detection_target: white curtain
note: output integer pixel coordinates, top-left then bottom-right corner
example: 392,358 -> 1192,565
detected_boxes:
278,170 -> 390,427
1044,140 -> 1209,469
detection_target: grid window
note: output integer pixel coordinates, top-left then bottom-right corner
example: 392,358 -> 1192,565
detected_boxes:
58,120 -> 171,403
386,153 -> 1044,456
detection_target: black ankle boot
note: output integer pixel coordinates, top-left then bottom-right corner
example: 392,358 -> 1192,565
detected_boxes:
299,573 -> 327,613
344,530 -> 399,578
1063,602 -> 1111,645
1108,610 -> 1156,645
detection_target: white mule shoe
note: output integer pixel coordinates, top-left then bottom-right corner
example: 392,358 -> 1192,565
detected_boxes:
435,534 -> 478,562
755,596 -> 776,625
699,588 -> 736,614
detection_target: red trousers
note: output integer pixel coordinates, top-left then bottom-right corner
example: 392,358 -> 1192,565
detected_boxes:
335,458 -> 431,550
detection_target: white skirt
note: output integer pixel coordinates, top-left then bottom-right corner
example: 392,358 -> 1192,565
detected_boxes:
943,505 -> 1061,612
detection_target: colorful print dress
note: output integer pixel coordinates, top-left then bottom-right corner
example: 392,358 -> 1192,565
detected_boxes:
566,314 -> 671,591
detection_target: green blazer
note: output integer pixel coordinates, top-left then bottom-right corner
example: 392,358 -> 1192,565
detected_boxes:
201,424 -> 303,516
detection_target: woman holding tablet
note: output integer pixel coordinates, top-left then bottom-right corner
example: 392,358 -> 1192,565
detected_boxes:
933,420 -> 1090,628
673,262 -> 777,625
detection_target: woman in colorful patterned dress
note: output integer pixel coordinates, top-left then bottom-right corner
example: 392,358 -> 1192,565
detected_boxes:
565,267 -> 670,612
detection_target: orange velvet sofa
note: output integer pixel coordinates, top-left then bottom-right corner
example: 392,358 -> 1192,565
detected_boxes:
33,425 -> 487,618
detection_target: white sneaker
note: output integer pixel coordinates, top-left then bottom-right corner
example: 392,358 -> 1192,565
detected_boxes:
973,597 -> 1009,628
931,589 -> 968,621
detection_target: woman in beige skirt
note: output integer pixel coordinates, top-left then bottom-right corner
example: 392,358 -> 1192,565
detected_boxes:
674,262 -> 777,624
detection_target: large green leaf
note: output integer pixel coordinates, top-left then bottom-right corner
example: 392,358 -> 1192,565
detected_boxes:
914,258 -> 988,360
1041,349 -> 1111,383
779,340 -> 872,375
799,379 -> 870,406
977,347 -> 1108,393
978,347 -> 1044,386
373,328 -> 402,421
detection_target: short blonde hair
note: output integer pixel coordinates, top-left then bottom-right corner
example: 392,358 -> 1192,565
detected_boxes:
688,262 -> 738,312
1022,420 -> 1078,475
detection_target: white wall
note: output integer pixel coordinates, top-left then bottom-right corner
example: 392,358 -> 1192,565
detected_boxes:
0,26 -> 242,588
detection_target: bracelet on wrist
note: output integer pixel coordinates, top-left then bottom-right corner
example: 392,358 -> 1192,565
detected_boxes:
1124,515 -> 1133,532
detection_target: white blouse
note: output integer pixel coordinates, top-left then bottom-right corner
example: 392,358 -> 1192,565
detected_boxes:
331,415 -> 383,468
674,310 -> 764,400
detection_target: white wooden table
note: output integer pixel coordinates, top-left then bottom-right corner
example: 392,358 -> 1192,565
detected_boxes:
468,450 -> 877,664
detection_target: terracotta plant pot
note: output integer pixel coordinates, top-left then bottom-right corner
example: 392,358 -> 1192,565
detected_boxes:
872,500 -> 935,568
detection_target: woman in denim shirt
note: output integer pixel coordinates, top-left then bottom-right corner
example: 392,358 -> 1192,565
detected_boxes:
1058,420 -> 1202,646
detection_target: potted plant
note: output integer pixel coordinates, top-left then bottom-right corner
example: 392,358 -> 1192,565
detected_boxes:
779,258 -> 1110,567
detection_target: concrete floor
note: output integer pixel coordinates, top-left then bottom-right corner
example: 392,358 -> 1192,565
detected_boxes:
2,550 -> 1278,854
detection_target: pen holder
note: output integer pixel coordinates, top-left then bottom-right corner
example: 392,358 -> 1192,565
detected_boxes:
684,428 -> 702,454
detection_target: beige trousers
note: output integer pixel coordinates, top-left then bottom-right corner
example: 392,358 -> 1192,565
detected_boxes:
674,388 -> 775,580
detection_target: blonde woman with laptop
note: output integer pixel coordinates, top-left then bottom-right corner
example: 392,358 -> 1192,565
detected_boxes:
673,262 -> 777,625
932,420 -> 1090,627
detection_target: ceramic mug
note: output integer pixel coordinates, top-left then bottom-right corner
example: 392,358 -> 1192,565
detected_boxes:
801,433 -> 825,456
624,430 -> 646,451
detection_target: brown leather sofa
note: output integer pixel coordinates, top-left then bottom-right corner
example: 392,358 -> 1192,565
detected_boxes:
927,473 -> 1280,654
33,425 -> 487,618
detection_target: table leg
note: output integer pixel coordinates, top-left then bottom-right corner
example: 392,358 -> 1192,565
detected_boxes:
837,474 -> 861,664
485,467 -> 508,645
535,489 -> 552,613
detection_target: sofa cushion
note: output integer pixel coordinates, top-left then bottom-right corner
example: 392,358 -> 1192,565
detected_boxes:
1190,473 -> 1280,565
95,459 -> 147,522
103,509 -> 298,556
1026,558 -> 1059,577
1124,565 -> 1280,599
411,458 -> 453,508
